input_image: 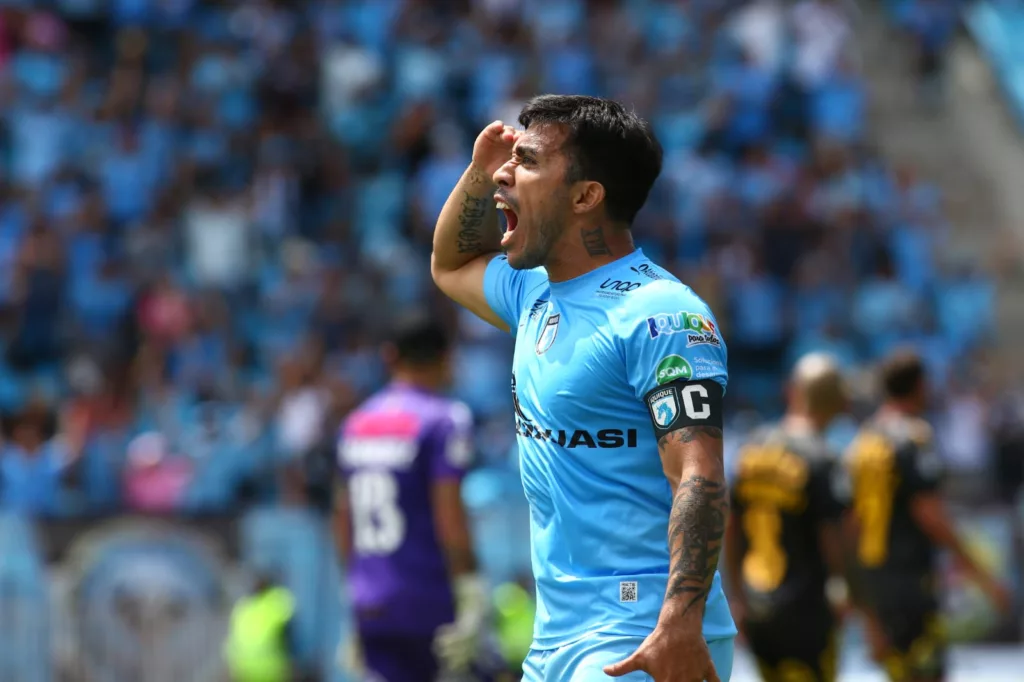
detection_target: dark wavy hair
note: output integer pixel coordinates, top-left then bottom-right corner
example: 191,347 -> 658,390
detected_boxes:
518,94 -> 663,226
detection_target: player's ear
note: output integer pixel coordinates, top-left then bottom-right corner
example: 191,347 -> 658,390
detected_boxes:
571,180 -> 605,215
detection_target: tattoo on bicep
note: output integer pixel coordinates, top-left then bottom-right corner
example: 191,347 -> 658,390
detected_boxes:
581,226 -> 611,257
665,474 -> 729,614
457,193 -> 489,254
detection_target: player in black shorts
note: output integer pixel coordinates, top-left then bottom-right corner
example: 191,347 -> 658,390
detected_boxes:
844,349 -> 1011,682
724,353 -> 850,682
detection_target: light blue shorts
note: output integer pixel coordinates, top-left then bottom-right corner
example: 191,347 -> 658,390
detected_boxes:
522,633 -> 734,682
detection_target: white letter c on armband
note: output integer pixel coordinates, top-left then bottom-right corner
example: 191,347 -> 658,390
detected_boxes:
680,384 -> 711,420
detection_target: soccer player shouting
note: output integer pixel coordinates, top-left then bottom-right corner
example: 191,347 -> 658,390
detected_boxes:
431,95 -> 736,682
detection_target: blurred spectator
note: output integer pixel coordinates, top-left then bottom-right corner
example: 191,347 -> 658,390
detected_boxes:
274,350 -> 330,504
991,384 -> 1024,505
274,352 -> 328,461
790,0 -> 853,90
730,0 -> 787,74
897,0 -> 959,109
7,217 -> 65,373
0,0 -> 1000,534
939,375 -> 992,475
0,401 -> 75,515
122,430 -> 192,513
184,177 -> 251,291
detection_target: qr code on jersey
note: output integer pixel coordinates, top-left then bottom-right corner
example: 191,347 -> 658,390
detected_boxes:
619,581 -> 638,603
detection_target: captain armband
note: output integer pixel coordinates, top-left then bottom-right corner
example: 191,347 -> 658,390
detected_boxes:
643,379 -> 724,441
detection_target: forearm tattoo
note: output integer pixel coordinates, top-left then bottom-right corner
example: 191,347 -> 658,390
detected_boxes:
464,166 -> 491,186
581,225 -> 611,257
457,192 -> 489,254
662,427 -> 728,616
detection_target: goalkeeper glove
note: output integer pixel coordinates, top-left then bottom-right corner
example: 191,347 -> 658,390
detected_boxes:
433,574 -> 489,673
336,630 -> 365,676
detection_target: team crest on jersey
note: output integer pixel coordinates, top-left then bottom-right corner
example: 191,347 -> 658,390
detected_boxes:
535,313 -> 560,355
647,387 -> 679,428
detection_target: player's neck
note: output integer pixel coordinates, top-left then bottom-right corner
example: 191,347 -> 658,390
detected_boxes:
782,413 -> 822,435
391,370 -> 443,393
878,401 -> 922,420
545,222 -> 635,283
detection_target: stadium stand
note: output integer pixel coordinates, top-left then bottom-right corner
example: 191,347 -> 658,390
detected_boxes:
965,0 -> 1024,131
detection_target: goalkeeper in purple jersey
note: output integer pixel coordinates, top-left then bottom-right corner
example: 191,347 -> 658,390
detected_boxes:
334,314 -> 489,682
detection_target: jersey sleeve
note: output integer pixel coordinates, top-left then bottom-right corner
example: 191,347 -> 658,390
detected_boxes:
426,401 -> 475,481
897,426 -> 944,495
622,285 -> 729,438
483,255 -> 548,335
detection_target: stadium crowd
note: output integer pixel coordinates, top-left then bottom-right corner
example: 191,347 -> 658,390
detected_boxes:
0,0 -> 1011,521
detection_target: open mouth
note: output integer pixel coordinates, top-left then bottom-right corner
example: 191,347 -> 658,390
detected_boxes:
495,197 -> 519,248
495,199 -> 518,233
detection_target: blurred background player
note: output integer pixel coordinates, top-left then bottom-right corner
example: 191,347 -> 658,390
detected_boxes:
333,313 -> 489,682
724,353 -> 850,682
844,349 -> 1013,682
224,571 -> 301,682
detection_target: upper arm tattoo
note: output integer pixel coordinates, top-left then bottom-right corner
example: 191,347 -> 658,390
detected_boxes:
457,192 -> 489,254
660,425 -> 728,615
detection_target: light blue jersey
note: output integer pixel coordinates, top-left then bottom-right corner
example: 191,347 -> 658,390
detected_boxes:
484,249 -> 737,652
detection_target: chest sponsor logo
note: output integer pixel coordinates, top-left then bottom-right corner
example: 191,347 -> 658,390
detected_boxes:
516,422 -> 639,448
596,278 -> 641,298
511,374 -> 531,423
630,263 -> 666,280
646,311 -> 721,348
535,313 -> 560,355
655,355 -> 693,385
647,387 -> 679,429
510,373 -> 637,448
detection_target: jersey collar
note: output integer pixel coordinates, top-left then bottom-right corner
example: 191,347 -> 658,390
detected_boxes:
547,248 -> 647,297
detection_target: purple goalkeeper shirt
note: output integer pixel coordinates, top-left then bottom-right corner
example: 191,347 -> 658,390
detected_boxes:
338,382 -> 474,635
